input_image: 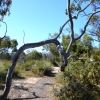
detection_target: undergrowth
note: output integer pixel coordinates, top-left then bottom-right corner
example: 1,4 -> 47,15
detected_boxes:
54,60 -> 100,100
0,60 -> 52,84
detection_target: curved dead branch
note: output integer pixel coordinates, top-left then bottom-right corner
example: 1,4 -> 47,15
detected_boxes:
58,3 -> 100,72
75,3 -> 91,19
75,10 -> 100,40
23,30 -> 25,44
0,21 -> 7,44
67,55 -> 86,61
0,38 -> 60,99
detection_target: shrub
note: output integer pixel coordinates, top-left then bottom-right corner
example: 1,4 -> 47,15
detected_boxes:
0,60 -> 53,83
0,60 -> 22,83
54,60 -> 100,100
21,60 -> 35,71
0,70 -> 6,84
32,60 -> 52,76
0,60 -> 10,84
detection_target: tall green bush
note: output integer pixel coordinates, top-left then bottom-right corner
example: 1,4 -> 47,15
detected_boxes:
32,60 -> 52,76
55,60 -> 100,100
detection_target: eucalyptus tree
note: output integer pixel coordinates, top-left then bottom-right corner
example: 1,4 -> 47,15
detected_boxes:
0,0 -> 12,20
0,36 -> 18,60
43,33 -> 61,65
0,36 -> 18,53
0,0 -> 12,44
0,0 -> 100,99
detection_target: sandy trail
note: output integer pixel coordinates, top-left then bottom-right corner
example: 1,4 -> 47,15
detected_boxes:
6,66 -> 60,100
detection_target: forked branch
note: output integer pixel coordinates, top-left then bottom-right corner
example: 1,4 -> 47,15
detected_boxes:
0,21 -> 7,43
75,10 -> 100,40
58,2 -> 100,72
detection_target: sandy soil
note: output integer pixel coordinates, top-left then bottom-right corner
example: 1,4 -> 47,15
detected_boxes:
0,67 -> 60,100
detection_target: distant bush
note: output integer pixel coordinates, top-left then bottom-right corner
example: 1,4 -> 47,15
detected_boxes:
0,60 -> 22,83
32,60 -> 52,76
0,60 -> 10,84
26,50 -> 42,60
54,60 -> 100,100
0,59 -> 53,84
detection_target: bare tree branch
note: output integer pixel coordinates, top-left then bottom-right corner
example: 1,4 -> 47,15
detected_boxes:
0,38 -> 60,99
55,2 -> 91,40
55,20 -> 70,39
67,0 -> 74,39
75,3 -> 91,19
23,30 -> 25,44
75,10 -> 100,40
57,2 -> 100,72
67,55 -> 86,61
56,2 -> 93,71
0,21 -> 7,42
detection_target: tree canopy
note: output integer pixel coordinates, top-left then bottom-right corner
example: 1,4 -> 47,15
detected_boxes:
0,0 -> 12,20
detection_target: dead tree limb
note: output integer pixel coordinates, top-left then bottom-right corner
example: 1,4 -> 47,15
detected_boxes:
0,39 -> 60,99
58,0 -> 100,71
67,55 -> 86,61
0,21 -> 7,44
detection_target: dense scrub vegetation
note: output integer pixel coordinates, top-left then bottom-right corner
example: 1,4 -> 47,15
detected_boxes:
1,33 -> 100,100
54,60 -> 100,100
53,34 -> 100,99
0,50 -> 53,84
0,60 -> 53,84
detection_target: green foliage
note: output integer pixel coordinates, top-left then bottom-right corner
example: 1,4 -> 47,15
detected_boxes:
0,36 -> 18,60
0,36 -> 18,51
13,65 -> 22,78
11,39 -> 18,52
82,34 -> 93,57
70,2 -> 81,13
62,34 -> 93,57
0,59 -> 53,84
27,50 -> 42,60
55,60 -> 100,100
32,60 -> 52,76
89,15 -> 100,41
83,34 -> 93,48
0,0 -> 12,19
62,34 -> 70,52
0,60 -> 10,83
91,48 -> 100,61
0,60 -> 23,83
17,52 -> 26,64
43,33 -> 61,64
0,60 -> 22,83
90,15 -> 100,25
1,38 -> 11,49
21,60 -> 35,71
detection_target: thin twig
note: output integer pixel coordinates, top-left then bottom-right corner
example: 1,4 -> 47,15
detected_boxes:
23,30 -> 25,44
0,20 -> 7,39
75,10 -> 100,40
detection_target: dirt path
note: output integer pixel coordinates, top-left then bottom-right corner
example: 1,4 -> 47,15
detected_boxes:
6,67 -> 60,100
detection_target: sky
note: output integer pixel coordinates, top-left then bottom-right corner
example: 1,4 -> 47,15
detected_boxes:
0,0 -> 98,52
